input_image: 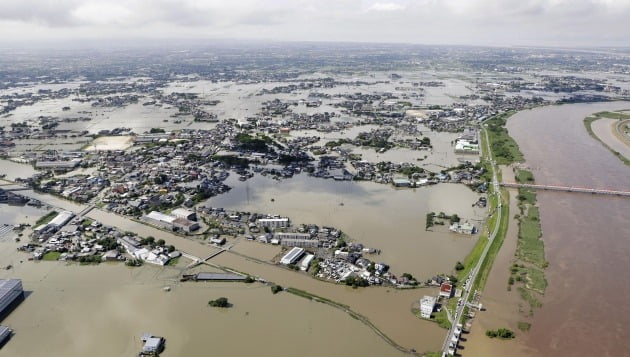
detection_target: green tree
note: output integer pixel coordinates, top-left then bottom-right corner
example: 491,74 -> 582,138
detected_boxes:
208,297 -> 230,308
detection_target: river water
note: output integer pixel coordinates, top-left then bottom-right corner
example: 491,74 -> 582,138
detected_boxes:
506,102 -> 630,357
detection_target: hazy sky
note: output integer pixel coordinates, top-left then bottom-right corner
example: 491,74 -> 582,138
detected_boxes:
1,0 -> 629,47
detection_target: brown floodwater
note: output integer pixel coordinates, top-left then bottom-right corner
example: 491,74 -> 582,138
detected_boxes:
506,102 -> 630,357
0,253 -> 407,357
204,174 -> 485,277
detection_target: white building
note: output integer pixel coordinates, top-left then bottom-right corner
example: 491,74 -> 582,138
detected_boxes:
258,218 -> 289,228
172,208 -> 197,221
274,232 -> 310,240
280,247 -> 305,265
173,217 -> 200,233
454,140 -> 480,154
49,211 -> 75,228
449,222 -> 476,235
420,295 -> 436,319
300,254 -> 315,271
143,211 -> 175,230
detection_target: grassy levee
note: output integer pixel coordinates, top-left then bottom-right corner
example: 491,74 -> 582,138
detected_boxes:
469,189 -> 510,297
584,111 -> 630,166
482,112 -> 548,318
456,188 -> 499,284
484,111 -> 523,165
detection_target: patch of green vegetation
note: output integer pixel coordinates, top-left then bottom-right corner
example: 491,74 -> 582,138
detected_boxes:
342,275 -> 370,288
423,352 -> 443,357
486,328 -> 515,339
399,165 -> 424,177
167,257 -> 179,266
431,308 -> 452,329
235,132 -> 273,152
518,321 -> 532,332
325,139 -> 351,148
595,111 -> 630,120
208,297 -> 230,308
484,111 -> 524,165
149,127 -> 165,133
78,255 -> 102,265
516,188 -> 537,205
270,285 -> 283,294
518,286 -> 542,309
81,219 -> 94,227
35,210 -> 58,226
212,155 -> 250,168
516,169 -> 535,184
125,258 -> 143,267
522,267 -> 547,293
425,212 -> 436,230
42,251 -> 61,261
517,206 -> 545,268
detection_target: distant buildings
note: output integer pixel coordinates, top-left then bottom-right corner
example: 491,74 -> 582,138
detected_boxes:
34,158 -> 81,171
420,295 -> 437,319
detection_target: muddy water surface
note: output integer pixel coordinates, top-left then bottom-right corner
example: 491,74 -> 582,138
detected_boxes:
506,102 -> 630,357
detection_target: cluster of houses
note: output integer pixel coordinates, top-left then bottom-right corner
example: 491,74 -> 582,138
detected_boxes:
22,210 -> 181,266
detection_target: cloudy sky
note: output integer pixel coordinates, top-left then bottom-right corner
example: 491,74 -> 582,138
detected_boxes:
1,0 -> 629,47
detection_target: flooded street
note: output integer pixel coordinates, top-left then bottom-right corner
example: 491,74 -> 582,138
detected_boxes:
204,174 -> 485,277
505,102 -> 630,356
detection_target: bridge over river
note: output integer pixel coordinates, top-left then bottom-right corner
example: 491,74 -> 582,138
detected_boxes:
500,182 -> 630,197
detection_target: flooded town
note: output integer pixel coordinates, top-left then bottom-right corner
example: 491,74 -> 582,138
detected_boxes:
0,39 -> 629,357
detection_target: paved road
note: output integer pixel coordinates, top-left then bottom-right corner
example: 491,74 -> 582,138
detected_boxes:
442,127 -> 503,356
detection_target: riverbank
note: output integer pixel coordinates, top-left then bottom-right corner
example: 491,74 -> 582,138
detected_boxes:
583,111 -> 630,165
445,113 -> 548,357
458,187 -> 538,356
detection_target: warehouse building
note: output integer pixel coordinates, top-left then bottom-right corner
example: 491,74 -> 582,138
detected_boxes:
0,279 -> 24,319
171,208 -> 197,221
280,247 -> 305,265
48,211 -> 75,228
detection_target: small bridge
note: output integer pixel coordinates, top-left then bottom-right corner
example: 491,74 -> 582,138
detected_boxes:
500,183 -> 630,197
183,249 -> 227,268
